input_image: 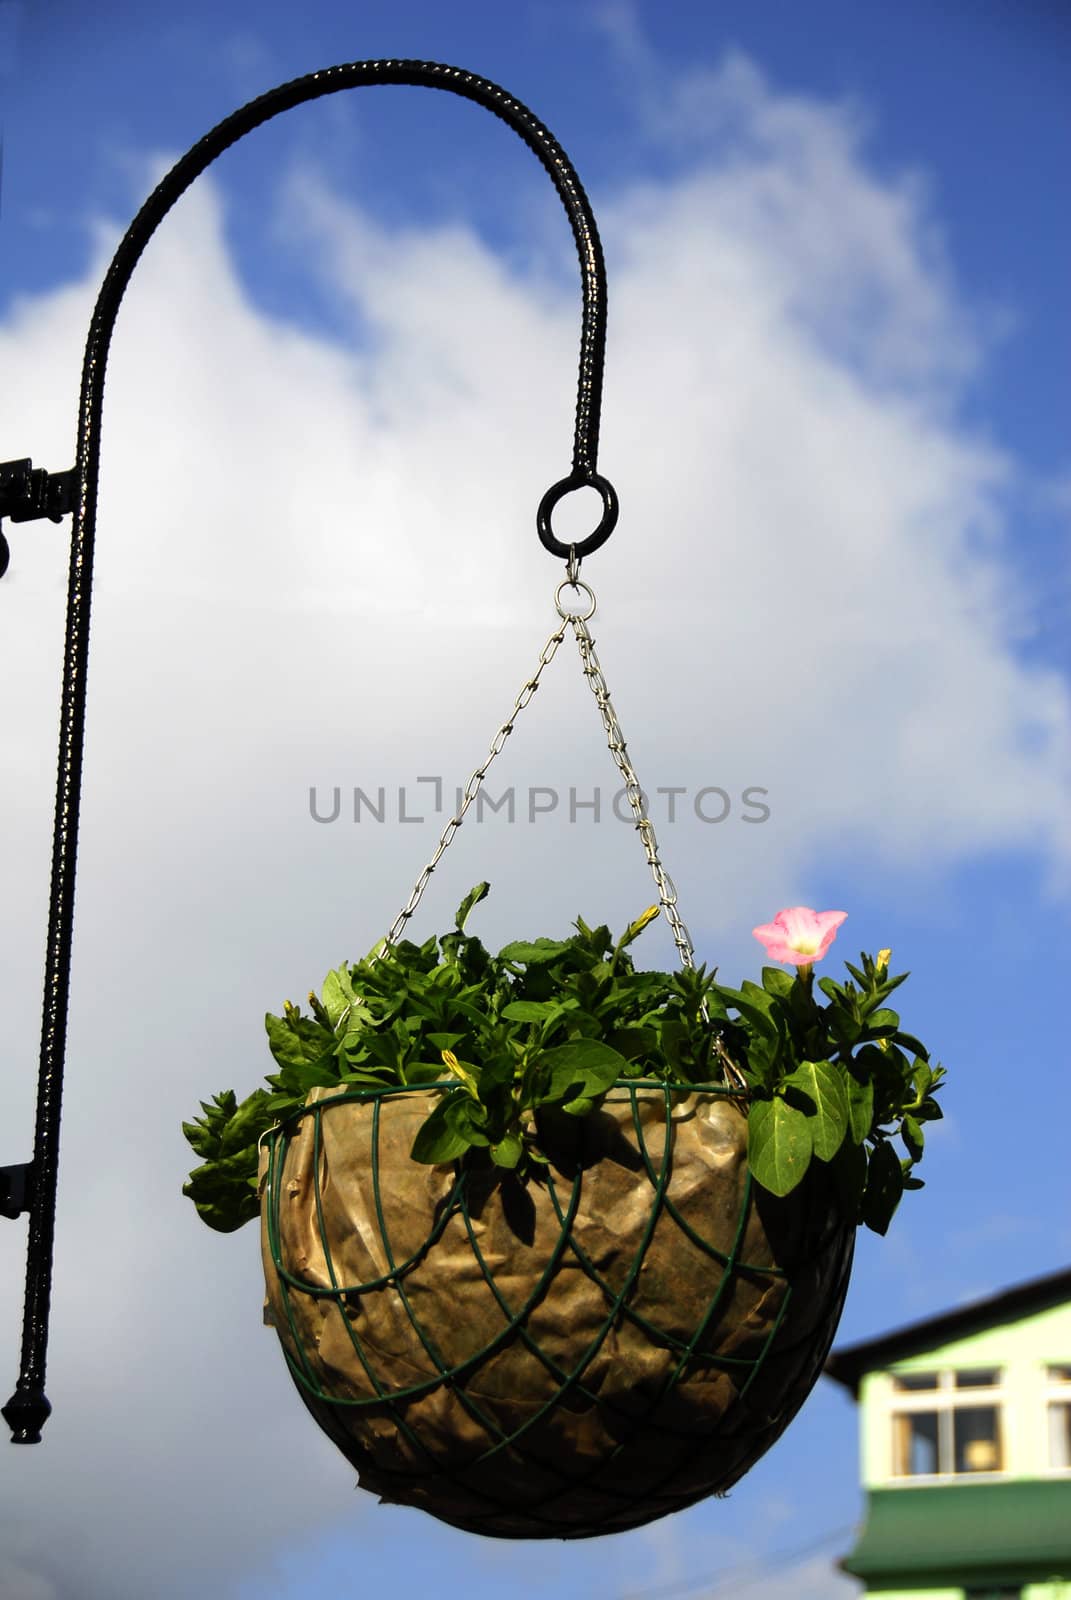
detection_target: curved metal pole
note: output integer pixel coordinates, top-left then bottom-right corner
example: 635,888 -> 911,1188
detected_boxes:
3,59 -> 617,1443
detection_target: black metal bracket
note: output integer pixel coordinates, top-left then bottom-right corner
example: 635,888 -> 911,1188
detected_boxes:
3,58 -> 616,1449
0,1162 -> 35,1221
0,458 -> 76,578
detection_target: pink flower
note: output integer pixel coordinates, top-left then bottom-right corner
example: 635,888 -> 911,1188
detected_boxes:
753,907 -> 847,967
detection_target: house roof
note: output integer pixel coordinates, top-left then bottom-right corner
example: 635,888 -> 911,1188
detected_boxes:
825,1265 -> 1071,1396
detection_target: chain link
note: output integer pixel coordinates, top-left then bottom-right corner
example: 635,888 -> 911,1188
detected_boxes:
565,609 -> 698,969
381,619 -> 570,949
385,558 -> 694,967
562,607 -> 748,1089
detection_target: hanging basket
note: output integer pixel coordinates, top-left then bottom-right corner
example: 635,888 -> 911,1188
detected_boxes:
260,1078 -> 854,1540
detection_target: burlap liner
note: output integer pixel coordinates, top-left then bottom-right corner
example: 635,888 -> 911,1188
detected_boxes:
260,1084 -> 854,1539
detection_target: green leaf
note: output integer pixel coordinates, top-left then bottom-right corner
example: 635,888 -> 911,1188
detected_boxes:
606,1025 -> 658,1062
455,882 -> 490,931
501,1000 -> 561,1022
476,1054 -> 516,1094
760,966 -> 794,998
403,1061 -> 453,1087
711,984 -> 779,1040
336,1066 -> 394,1088
573,917 -> 613,957
845,1073 -> 875,1144
854,1042 -> 900,1080
901,1115 -> 925,1160
320,965 -> 357,1026
747,1097 -> 814,1197
740,979 -> 775,1014
425,1031 -> 466,1051
828,1009 -> 862,1049
182,1090 -> 239,1159
739,1032 -> 778,1088
490,1132 -> 523,1168
284,1059 -> 344,1093
782,1060 -> 849,1162
538,1038 -> 628,1104
862,1139 -> 904,1235
875,970 -> 909,999
444,1094 -> 490,1142
218,1089 -> 275,1156
497,938 -> 570,965
829,1137 -> 867,1222
182,1126 -> 266,1234
182,1160 -> 261,1234
264,1011 -> 335,1073
780,1081 -> 818,1116
410,1097 -> 472,1164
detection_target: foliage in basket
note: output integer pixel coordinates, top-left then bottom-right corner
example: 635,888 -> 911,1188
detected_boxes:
182,884 -> 944,1237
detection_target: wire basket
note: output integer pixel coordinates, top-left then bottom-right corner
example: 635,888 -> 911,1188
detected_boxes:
260,1078 -> 854,1539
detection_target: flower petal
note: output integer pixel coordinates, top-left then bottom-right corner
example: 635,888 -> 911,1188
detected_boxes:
752,907 -> 847,965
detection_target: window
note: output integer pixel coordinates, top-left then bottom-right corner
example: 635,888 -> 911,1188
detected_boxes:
890,1368 -> 1004,1478
1047,1363 -> 1071,1471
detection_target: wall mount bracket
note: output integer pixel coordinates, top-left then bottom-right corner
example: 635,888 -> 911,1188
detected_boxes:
2,58 -> 616,1447
0,459 -> 76,577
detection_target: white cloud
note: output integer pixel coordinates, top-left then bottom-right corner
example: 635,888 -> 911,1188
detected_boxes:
0,45 -> 1066,1597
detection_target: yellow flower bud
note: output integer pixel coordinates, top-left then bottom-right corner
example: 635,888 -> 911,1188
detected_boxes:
442,1049 -> 480,1098
629,905 -> 661,937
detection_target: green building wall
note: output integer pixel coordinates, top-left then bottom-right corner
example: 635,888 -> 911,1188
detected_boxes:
841,1296 -> 1071,1598
858,1299 -> 1071,1489
860,1590 -> 1067,1599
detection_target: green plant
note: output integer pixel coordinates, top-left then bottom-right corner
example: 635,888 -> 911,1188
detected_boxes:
182,885 -> 943,1237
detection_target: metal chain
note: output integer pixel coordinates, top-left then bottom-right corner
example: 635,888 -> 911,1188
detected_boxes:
386,555 -> 693,965
565,613 -> 698,971
381,618 -> 570,949
561,583 -> 747,1088
380,557 -> 747,1091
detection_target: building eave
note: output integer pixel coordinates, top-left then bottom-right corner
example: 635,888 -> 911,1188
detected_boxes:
824,1265 -> 1071,1395
840,1479 -> 1071,1586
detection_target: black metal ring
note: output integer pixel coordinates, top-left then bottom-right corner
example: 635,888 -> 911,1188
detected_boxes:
537,470 -> 619,559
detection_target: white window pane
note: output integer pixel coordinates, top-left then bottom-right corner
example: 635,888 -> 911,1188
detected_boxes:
1049,1401 -> 1071,1469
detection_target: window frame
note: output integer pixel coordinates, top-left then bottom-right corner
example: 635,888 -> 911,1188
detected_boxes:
1044,1363 -> 1071,1474
887,1367 -> 1006,1483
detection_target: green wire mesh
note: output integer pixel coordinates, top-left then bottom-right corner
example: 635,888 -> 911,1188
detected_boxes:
261,1081 -> 854,1540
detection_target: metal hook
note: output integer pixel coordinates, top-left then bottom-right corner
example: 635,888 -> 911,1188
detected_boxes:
3,59 -> 620,1444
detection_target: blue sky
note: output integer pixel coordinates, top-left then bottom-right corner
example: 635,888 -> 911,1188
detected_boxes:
1,3 -> 1069,1598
